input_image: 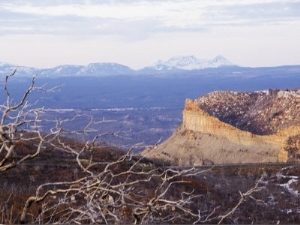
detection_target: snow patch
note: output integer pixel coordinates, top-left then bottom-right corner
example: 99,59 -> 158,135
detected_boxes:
277,171 -> 299,196
152,55 -> 235,71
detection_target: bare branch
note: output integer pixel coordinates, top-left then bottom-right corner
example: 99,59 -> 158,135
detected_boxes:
218,175 -> 266,224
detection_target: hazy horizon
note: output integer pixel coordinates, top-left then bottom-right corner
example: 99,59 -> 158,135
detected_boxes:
1,0 -> 300,69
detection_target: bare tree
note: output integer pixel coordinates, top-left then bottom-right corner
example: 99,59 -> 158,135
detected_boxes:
0,70 -> 56,172
20,147 -> 213,224
20,152 -> 267,224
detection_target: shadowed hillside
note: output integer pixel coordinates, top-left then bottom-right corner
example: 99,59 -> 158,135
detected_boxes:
1,135 -> 300,224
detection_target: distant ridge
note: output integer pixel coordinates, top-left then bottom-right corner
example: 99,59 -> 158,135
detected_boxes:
0,62 -> 135,78
0,55 -> 237,77
40,63 -> 134,77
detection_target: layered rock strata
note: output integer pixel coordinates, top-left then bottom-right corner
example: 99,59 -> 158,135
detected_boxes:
142,89 -> 300,166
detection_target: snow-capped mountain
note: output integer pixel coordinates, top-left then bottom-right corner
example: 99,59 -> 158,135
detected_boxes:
207,55 -> 234,68
77,63 -> 134,76
40,65 -> 83,77
149,55 -> 235,71
0,55 -> 237,77
0,62 -> 38,77
153,55 -> 206,70
39,63 -> 134,77
1,63 -> 134,77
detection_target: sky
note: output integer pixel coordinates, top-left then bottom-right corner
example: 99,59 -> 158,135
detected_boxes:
0,0 -> 300,69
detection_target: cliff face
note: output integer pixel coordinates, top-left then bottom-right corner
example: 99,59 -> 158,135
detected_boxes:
142,89 -> 300,166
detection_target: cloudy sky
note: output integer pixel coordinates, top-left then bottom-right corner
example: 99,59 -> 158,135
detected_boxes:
0,0 -> 299,69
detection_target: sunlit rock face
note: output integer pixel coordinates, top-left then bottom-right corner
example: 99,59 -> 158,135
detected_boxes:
142,89 -> 300,166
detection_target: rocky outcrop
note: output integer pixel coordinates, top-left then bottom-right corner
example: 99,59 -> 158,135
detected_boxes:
196,89 -> 300,135
142,89 -> 300,166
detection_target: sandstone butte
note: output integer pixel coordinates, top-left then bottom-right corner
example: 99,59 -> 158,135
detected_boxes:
142,89 -> 300,166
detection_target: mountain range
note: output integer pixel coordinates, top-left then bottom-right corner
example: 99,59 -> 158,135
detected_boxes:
1,55 -> 300,149
146,55 -> 235,71
0,55 -> 236,77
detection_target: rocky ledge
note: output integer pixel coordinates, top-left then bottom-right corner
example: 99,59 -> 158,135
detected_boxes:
197,89 -> 300,135
142,89 -> 300,166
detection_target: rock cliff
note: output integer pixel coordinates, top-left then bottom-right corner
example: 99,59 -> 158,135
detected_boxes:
142,89 -> 300,166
